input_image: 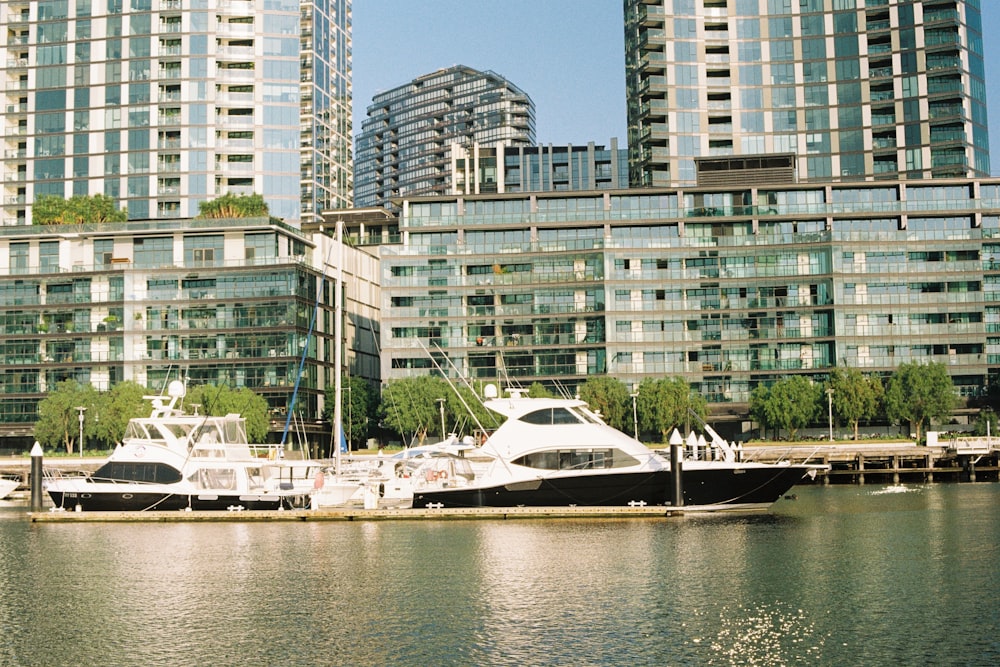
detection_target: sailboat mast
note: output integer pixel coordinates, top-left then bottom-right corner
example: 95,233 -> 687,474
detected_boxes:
333,219 -> 344,475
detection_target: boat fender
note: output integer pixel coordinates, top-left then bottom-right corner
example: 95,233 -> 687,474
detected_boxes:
313,471 -> 325,490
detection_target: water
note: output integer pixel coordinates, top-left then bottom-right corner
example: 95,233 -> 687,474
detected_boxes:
1,484 -> 998,666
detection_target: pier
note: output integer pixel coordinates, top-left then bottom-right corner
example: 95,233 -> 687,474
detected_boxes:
28,505 -> 689,523
742,439 -> 1000,485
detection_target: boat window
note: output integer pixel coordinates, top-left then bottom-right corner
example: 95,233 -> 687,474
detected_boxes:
189,468 -> 237,490
512,448 -> 639,470
520,408 -> 582,425
92,462 -> 182,484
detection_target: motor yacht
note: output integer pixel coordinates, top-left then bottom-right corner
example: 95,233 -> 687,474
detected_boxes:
412,388 -> 825,511
45,382 -> 322,511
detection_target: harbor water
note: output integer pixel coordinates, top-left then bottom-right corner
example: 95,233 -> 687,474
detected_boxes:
1,484 -> 998,666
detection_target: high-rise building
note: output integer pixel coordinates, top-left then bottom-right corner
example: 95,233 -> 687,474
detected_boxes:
0,0 -> 353,227
450,140 -> 629,195
354,65 -> 536,208
624,0 -> 989,188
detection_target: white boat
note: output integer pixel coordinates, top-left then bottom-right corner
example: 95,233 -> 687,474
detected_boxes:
0,475 -> 19,500
309,435 -> 485,509
412,388 -> 826,511
45,381 -> 323,512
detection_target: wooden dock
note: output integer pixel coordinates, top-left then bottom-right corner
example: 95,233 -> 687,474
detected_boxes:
29,505 -> 689,523
742,442 -> 1000,484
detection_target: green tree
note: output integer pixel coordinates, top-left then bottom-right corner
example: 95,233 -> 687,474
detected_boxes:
972,408 -> 999,437
34,380 -> 101,453
379,376 -> 451,446
446,381 -> 502,439
196,193 -> 269,218
637,376 -> 707,443
32,194 -> 126,225
828,367 -> 883,440
93,381 -> 149,448
884,361 -> 956,443
751,376 -> 821,440
323,376 -> 377,449
526,382 -> 555,398
185,384 -> 270,442
578,376 -> 631,433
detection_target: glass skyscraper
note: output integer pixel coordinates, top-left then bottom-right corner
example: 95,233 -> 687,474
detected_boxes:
354,65 -> 536,209
624,0 -> 990,187
0,0 -> 353,226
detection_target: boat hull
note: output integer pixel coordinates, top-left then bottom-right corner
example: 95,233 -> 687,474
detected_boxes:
411,465 -> 816,509
47,489 -> 304,512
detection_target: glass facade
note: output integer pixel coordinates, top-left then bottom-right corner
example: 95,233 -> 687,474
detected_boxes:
449,140 -> 628,195
0,218 -> 379,445
0,0 -> 353,227
354,66 -> 536,209
381,180 -> 1000,406
624,0 -> 990,187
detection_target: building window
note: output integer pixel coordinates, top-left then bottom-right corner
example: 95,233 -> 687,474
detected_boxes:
133,237 -> 173,268
185,235 -> 224,267
9,243 -> 29,275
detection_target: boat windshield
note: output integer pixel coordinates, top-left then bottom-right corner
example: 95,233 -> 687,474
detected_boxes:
520,407 -> 590,425
123,420 -> 192,445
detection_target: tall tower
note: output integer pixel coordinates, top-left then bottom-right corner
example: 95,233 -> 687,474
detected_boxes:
624,0 -> 989,187
354,65 -> 535,209
0,0 -> 353,226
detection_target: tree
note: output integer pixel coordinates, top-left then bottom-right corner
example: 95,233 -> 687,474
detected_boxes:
884,361 -> 956,443
197,193 -> 269,219
750,375 -> 821,440
578,376 -> 631,433
828,367 -> 883,440
33,194 -> 126,225
184,384 -> 270,442
972,408 -> 999,437
323,376 -> 377,449
34,380 -> 101,453
379,376 -> 452,446
526,382 -> 555,398
637,376 -> 707,443
93,381 -> 149,448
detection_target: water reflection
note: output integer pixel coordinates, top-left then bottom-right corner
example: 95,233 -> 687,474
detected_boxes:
0,484 -> 998,666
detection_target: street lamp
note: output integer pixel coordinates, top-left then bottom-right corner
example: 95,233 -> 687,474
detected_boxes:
826,388 -> 834,442
346,385 -> 352,449
630,392 -> 639,439
436,398 -> 446,439
75,406 -> 86,458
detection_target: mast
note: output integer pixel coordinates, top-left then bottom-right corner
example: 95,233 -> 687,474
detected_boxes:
333,218 -> 344,475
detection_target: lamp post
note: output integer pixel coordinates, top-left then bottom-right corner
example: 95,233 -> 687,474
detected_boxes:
75,406 -> 86,458
346,384 -> 352,450
436,398 -> 446,438
826,388 -> 834,442
630,392 -> 639,439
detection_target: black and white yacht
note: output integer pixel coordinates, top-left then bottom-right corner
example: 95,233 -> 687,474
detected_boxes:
411,388 -> 824,511
45,382 -> 322,511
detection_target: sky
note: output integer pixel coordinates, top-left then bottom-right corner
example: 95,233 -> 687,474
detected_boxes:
351,1 -> 1000,174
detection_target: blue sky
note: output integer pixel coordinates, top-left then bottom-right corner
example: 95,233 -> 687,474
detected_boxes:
352,1 -> 1000,174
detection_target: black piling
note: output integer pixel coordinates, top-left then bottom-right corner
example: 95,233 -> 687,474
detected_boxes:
30,441 -> 43,512
670,443 -> 683,507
